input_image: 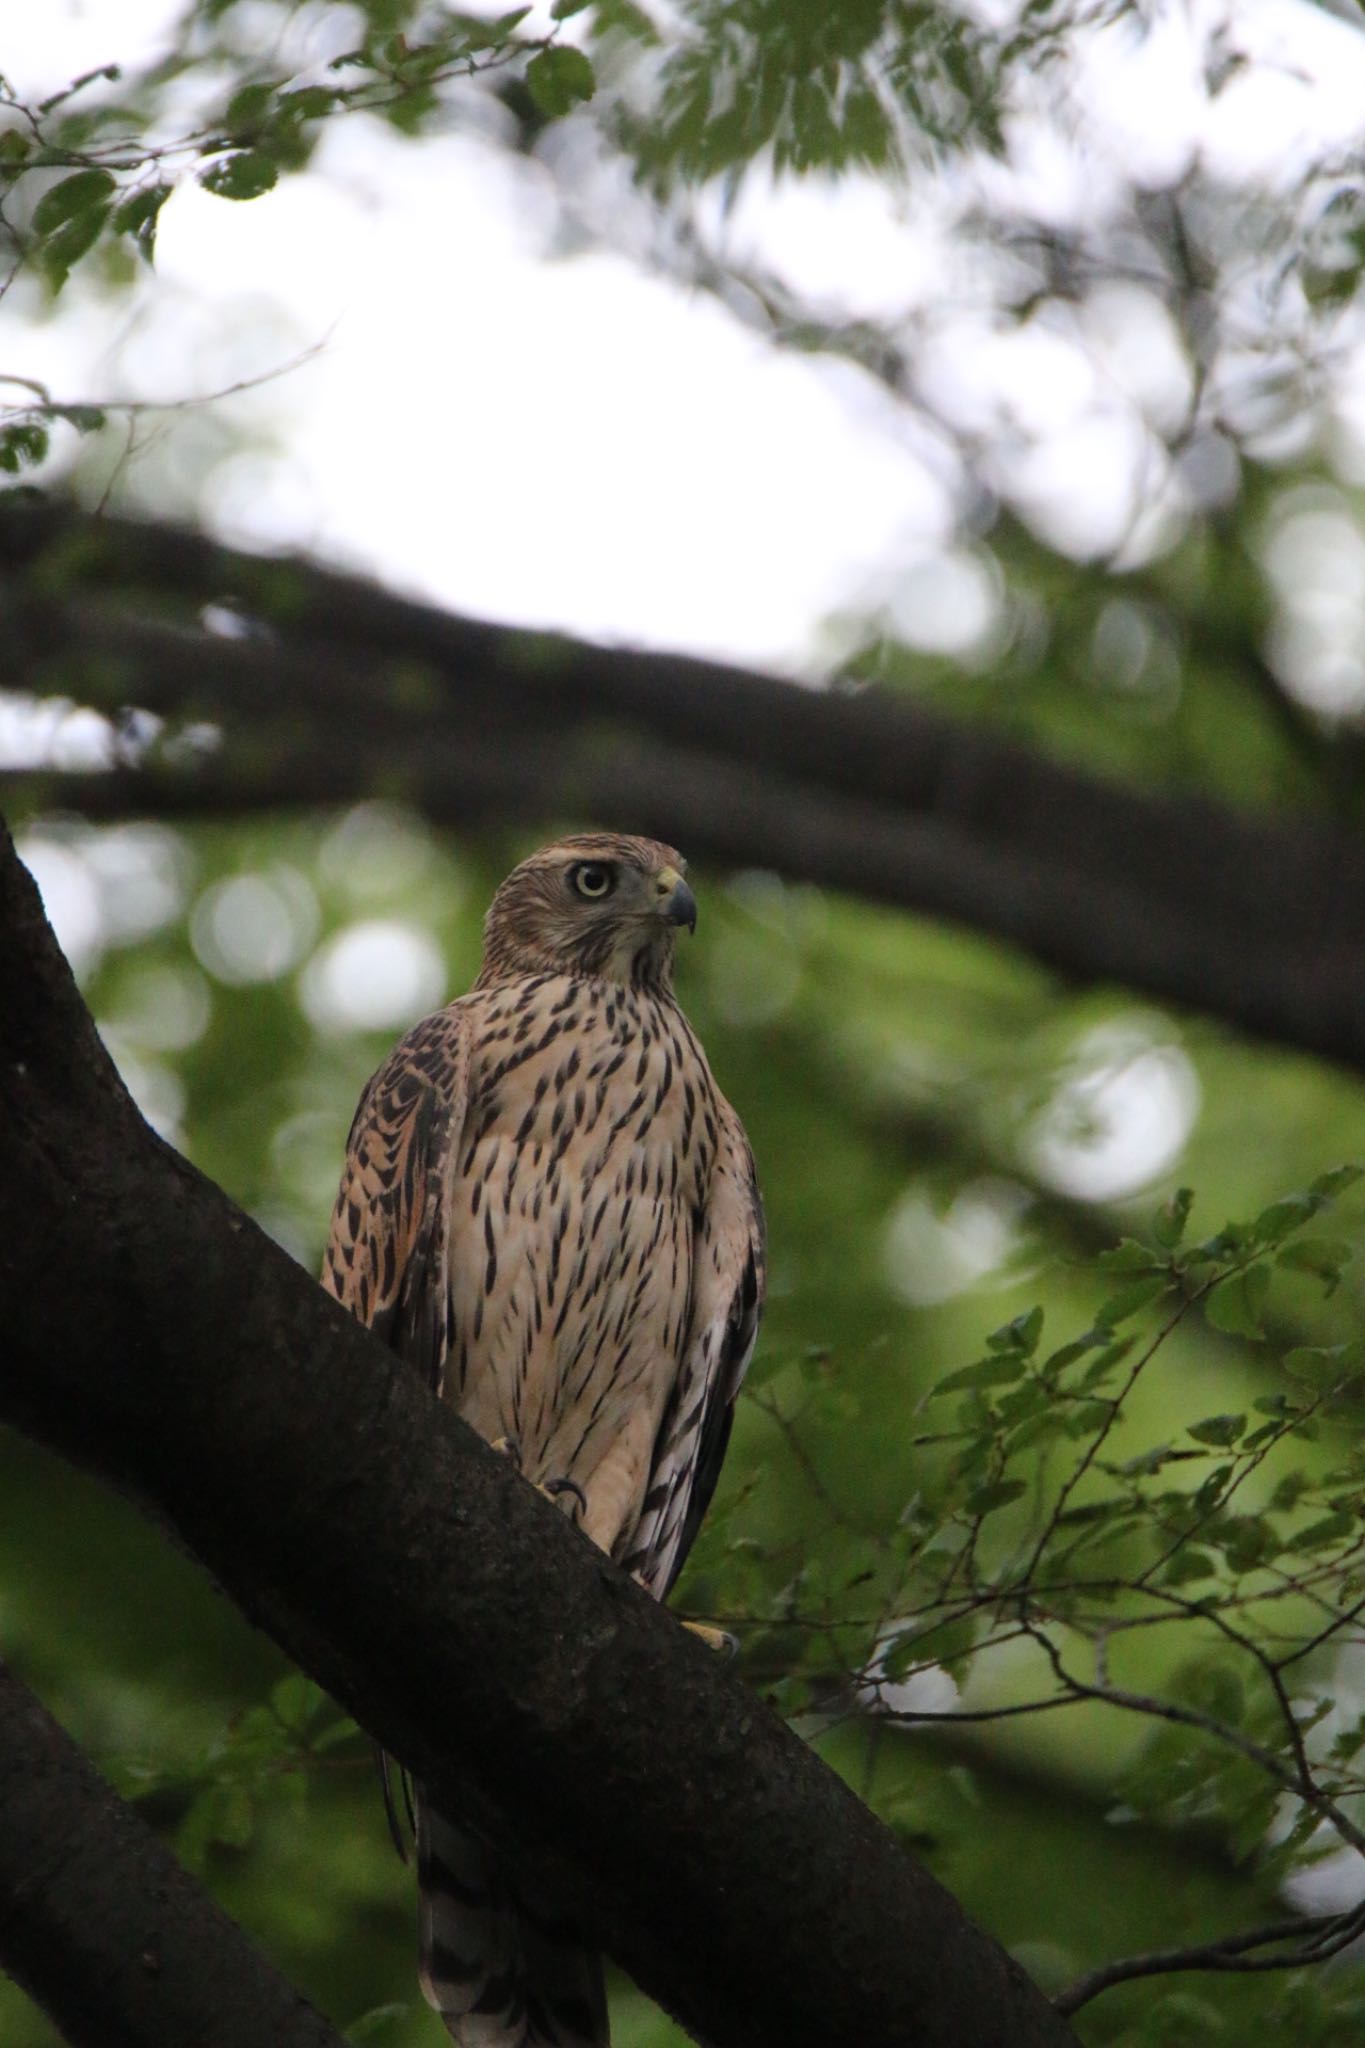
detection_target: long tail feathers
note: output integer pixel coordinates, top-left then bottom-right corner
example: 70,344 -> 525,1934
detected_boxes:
416,1794 -> 609,2048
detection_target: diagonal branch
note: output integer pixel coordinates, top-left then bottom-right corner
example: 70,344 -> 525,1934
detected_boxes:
0,1662 -> 349,2048
0,808 -> 1078,2048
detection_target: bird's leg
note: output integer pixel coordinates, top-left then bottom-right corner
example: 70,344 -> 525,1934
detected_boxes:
487,1433 -> 523,1469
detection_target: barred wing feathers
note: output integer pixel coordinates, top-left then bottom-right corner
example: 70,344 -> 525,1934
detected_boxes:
322,1007 -> 468,1396
322,1005 -> 603,2048
625,1101 -> 766,1599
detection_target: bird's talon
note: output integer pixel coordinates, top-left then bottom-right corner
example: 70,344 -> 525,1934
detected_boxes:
682,1620 -> 739,1658
539,1475 -> 588,1520
489,1434 -> 523,1469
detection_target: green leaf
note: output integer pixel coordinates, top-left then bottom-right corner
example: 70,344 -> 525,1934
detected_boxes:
1310,1164 -> 1363,1200
1119,1442 -> 1175,1476
1042,1329 -> 1107,1374
1185,1222 -> 1252,1266
986,1305 -> 1043,1355
31,168 -> 115,288
178,1780 -> 255,1867
200,150 -> 279,201
54,403 -> 106,434
456,9 -> 533,50
278,86 -> 338,121
1096,1237 -> 1162,1274
312,1714 -> 361,1753
1153,1187 -> 1193,1248
524,45 -> 596,117
32,167 -> 115,233
270,1670 -> 323,1731
225,81 -> 277,130
1097,1274 -> 1169,1326
1291,1511 -> 1355,1551
1162,1545 -> 1216,1585
347,2006 -> 411,2045
881,1614 -> 977,1681
1220,1515 -> 1278,1570
997,1372 -> 1051,1417
1205,1261 -> 1270,1339
41,216 -> 111,290
1064,1400 -> 1115,1437
589,0 -> 660,40
1276,1236 -> 1354,1293
1003,1409 -> 1070,1452
930,1354 -> 1027,1396
964,1476 -> 1027,1518
1192,1462 -> 1235,1508
1078,1336 -> 1138,1389
1285,1341 -> 1365,1390
112,182 -> 172,263
1252,1192 -> 1319,1244
1197,1663 -> 1244,1726
0,422 -> 49,473
1187,1413 -> 1246,1447
551,0 -> 593,15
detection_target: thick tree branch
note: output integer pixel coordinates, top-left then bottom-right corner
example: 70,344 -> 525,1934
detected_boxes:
3,503 -> 1365,1072
0,1662 -> 348,2048
0,811 -> 1078,2048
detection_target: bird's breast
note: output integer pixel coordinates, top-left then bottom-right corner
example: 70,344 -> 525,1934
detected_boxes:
445,982 -> 718,1482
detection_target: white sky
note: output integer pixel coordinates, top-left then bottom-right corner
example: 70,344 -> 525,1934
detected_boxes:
6,0 -> 1365,678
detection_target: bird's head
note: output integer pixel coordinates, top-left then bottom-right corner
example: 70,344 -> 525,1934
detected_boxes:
476,833 -> 698,990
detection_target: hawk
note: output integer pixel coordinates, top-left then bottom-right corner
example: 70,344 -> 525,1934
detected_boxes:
322,833 -> 765,2048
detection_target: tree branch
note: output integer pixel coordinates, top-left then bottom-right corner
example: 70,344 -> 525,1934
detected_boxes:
1055,1905 -> 1365,2016
0,809 -> 1078,2048
0,1661 -> 349,2048
4,503 -> 1365,1072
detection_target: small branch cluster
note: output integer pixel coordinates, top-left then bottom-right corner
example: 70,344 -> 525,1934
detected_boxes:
0,18 -> 592,300
714,1173 -> 1365,2018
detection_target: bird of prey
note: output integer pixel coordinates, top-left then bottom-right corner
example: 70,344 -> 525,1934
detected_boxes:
322,832 -> 765,2048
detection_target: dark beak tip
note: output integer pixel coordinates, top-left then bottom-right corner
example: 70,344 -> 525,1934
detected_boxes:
668,880 -> 698,935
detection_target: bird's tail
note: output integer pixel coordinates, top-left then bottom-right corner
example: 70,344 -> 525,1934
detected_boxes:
417,1792 -> 609,2048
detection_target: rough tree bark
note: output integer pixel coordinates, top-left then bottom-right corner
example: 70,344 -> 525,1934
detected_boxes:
3,502 -> 1365,1074
0,812 -> 1079,2048
0,1664 -> 347,2048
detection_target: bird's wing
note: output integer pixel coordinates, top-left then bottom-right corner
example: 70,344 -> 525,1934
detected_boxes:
625,1099 -> 765,1599
326,1004 -> 608,2048
322,1005 -> 469,1395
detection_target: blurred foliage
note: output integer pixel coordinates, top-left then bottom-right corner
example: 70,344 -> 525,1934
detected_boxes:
9,0 -> 1365,2043
6,806 -> 1365,2046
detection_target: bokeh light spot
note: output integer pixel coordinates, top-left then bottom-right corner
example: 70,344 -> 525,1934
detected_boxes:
191,867 -> 321,985
300,919 -> 447,1034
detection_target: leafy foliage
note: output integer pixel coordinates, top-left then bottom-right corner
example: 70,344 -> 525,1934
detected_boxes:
0,12 -> 591,300
8,0 -> 1365,2042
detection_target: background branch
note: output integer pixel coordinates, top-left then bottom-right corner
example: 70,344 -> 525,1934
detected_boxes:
3,503 -> 1365,1072
0,1661 -> 347,2048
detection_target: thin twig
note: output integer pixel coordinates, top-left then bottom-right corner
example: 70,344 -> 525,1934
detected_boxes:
1055,1909 -> 1354,2016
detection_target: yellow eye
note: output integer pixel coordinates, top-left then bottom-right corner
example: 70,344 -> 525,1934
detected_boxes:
572,862 -> 614,899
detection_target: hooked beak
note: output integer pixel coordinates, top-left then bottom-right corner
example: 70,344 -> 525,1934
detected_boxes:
655,865 -> 698,935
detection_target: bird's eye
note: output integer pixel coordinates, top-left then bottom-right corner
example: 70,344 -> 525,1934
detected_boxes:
572,862 -> 614,900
